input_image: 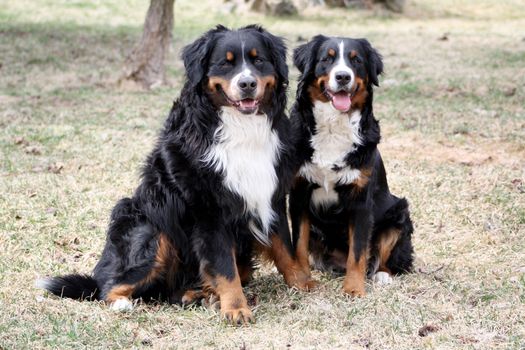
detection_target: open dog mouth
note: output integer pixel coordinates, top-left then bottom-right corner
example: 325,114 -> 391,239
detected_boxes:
322,83 -> 359,113
219,87 -> 260,114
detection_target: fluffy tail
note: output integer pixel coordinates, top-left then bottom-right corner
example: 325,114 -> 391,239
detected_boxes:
36,274 -> 100,301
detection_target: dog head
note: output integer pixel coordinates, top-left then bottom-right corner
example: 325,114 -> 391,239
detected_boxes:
294,36 -> 383,113
182,25 -> 288,115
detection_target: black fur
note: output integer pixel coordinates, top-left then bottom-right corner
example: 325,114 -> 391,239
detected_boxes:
290,36 -> 414,289
39,25 -> 297,315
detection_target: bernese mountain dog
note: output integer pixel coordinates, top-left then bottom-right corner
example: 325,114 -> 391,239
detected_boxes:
288,35 -> 414,296
37,25 -> 315,325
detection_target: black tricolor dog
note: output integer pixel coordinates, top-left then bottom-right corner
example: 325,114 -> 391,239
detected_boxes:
37,25 -> 315,325
288,35 -> 414,296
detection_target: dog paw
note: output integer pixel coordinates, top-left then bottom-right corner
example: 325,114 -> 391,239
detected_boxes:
221,306 -> 255,326
285,271 -> 319,291
373,271 -> 393,285
296,278 -> 319,291
343,279 -> 366,297
109,298 -> 133,312
181,289 -> 208,305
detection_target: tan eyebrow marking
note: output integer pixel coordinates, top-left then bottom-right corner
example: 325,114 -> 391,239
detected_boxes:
226,51 -> 234,61
350,50 -> 358,58
328,48 -> 336,57
249,48 -> 257,57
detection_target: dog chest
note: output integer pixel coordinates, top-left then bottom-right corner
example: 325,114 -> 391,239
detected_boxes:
203,107 -> 280,243
299,102 -> 363,207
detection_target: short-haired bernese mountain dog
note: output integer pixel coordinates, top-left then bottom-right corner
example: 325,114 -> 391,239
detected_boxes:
37,25 -> 315,325
288,35 -> 414,296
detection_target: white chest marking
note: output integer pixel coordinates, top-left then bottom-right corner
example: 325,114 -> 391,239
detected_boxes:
203,107 -> 281,244
299,102 -> 363,208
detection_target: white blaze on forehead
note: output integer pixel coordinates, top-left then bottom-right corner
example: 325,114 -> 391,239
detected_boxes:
328,41 -> 355,92
241,40 -> 246,65
229,40 -> 255,99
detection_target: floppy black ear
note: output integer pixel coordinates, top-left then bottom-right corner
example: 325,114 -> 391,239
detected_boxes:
181,25 -> 228,87
293,35 -> 326,75
249,25 -> 288,87
358,38 -> 383,86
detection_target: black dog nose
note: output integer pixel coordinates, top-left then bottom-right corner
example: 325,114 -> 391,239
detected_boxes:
238,76 -> 257,93
335,72 -> 351,85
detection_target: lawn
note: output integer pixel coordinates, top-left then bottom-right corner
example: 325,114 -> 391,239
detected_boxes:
1,0 -> 524,348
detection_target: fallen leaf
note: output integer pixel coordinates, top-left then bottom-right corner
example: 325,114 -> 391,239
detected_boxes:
24,145 -> 42,155
419,324 -> 440,337
503,86 -> 516,97
47,162 -> 64,174
14,137 -> 28,146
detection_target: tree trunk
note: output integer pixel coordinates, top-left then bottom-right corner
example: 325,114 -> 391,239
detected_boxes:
120,0 -> 175,89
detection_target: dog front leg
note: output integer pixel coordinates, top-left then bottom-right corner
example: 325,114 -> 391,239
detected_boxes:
343,209 -> 371,297
195,227 -> 253,325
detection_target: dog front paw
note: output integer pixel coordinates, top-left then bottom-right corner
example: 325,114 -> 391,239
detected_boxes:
221,305 -> 255,325
343,277 -> 366,297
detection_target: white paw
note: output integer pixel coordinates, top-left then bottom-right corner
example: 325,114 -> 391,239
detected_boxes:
110,298 -> 133,312
373,271 -> 393,285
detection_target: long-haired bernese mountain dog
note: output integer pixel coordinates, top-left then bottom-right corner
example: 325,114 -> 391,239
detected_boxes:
288,35 -> 414,296
37,25 -> 315,325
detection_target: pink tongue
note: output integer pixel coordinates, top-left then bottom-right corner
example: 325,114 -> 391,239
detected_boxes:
240,99 -> 256,109
331,92 -> 351,112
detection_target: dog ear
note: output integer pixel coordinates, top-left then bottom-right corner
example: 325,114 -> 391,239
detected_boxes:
249,25 -> 289,87
357,38 -> 383,86
293,35 -> 326,75
181,25 -> 227,87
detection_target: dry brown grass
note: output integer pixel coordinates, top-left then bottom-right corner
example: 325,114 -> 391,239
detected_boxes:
1,0 -> 524,349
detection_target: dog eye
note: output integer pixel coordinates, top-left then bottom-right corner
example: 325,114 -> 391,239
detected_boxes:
221,61 -> 233,68
352,56 -> 362,64
320,56 -> 331,63
254,58 -> 263,65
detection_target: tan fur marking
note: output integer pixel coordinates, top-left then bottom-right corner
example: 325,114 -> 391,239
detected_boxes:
181,289 -> 212,305
296,215 -> 311,273
351,76 -> 368,110
140,233 -> 178,287
226,51 -> 234,61
208,76 -> 231,93
328,48 -> 336,57
350,50 -> 358,58
201,251 -> 253,324
267,234 -> 317,291
342,225 -> 367,296
106,284 -> 134,303
255,75 -> 277,104
257,75 -> 276,88
308,74 -> 330,103
354,167 -> 373,189
377,229 -> 401,273
249,48 -> 257,57
105,233 -> 178,303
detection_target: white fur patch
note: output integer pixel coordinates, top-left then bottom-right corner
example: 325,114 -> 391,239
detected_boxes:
203,107 -> 281,245
328,41 -> 355,92
35,278 -> 50,290
299,102 -> 363,208
373,271 -> 393,285
110,298 -> 134,312
230,68 -> 254,100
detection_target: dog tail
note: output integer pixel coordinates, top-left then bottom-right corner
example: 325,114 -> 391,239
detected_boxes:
36,274 -> 100,301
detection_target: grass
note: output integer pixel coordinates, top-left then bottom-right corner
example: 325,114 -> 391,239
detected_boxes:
1,0 -> 524,348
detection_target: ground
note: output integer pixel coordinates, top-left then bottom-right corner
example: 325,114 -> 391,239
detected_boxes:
1,0 -> 524,349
